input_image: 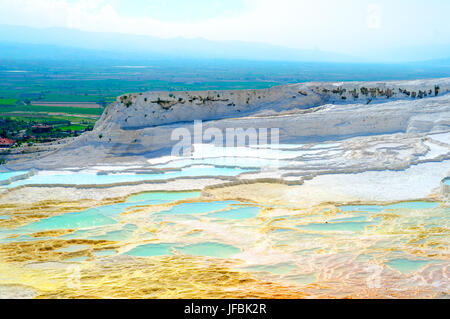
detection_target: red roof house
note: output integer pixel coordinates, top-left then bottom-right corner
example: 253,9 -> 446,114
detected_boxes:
0,138 -> 15,148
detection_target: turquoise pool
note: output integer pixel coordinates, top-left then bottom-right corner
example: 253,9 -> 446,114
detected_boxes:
126,191 -> 200,203
125,241 -> 241,259
386,258 -> 432,274
177,242 -> 241,258
157,201 -> 240,216
340,201 -> 438,213
206,206 -> 261,220
0,171 -> 28,182
126,243 -> 174,257
296,221 -> 377,232
154,157 -> 289,169
6,167 -> 254,188
21,192 -> 201,233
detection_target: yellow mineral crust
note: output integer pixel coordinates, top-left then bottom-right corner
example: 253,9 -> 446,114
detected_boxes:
202,182 -> 359,208
0,239 -> 118,263
30,230 -> 75,238
0,256 -> 310,299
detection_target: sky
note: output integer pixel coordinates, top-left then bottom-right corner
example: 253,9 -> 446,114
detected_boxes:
0,0 -> 449,58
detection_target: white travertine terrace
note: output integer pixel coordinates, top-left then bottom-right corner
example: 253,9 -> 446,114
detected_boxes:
1,78 -> 450,203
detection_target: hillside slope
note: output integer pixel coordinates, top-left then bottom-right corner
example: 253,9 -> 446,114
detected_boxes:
3,78 -> 450,170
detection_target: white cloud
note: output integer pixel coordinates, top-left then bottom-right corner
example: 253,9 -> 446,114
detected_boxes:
0,0 -> 449,55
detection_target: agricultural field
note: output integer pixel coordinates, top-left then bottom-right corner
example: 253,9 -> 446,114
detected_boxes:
0,105 -> 103,116
0,98 -> 17,105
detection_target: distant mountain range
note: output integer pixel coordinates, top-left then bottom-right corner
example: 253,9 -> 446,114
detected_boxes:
0,24 -> 357,63
0,24 -> 449,64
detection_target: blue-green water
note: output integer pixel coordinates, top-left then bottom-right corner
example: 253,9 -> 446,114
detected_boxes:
177,242 -> 241,258
126,243 -> 174,257
340,201 -> 438,213
154,157 -> 289,169
23,192 -> 202,233
329,215 -> 369,223
27,207 -> 119,231
126,191 -> 200,203
296,221 -> 376,232
158,201 -> 239,216
207,206 -> 260,220
386,258 -> 432,273
6,167 -> 253,188
340,205 -> 384,213
5,193 -> 244,244
0,171 -> 28,182
126,242 -> 241,258
58,224 -> 138,242
385,202 -> 438,210
87,224 -> 138,241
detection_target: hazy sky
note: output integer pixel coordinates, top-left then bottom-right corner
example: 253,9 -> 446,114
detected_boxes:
0,0 -> 449,56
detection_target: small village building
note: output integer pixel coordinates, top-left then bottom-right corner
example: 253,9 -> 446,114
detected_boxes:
0,138 -> 15,148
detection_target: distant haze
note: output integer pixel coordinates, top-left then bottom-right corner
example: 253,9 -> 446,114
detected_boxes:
0,24 -> 449,65
0,25 -> 358,63
0,0 -> 449,63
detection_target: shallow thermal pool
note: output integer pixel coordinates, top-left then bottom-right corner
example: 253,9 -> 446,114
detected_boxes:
3,167 -> 254,188
0,171 -> 28,182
